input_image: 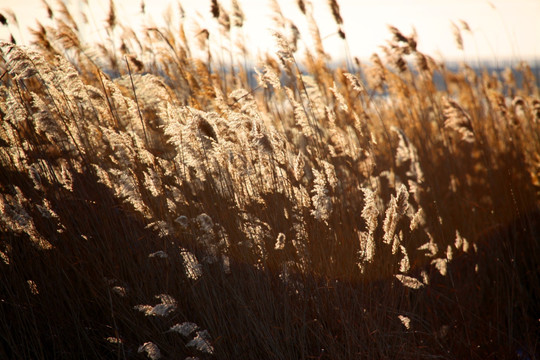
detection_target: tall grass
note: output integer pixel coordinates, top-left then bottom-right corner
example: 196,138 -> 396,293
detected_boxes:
1,1 -> 539,359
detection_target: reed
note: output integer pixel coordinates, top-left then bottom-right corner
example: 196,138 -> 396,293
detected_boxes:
0,1 -> 538,358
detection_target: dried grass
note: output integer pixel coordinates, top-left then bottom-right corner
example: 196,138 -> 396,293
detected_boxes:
0,0 -> 539,359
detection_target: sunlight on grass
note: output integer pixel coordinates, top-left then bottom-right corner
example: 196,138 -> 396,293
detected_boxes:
0,1 -> 539,359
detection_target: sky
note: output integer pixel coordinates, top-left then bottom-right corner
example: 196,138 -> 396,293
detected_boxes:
1,0 -> 539,63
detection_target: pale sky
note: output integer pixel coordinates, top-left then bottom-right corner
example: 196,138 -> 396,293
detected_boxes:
1,0 -> 539,63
